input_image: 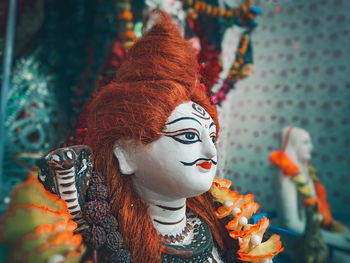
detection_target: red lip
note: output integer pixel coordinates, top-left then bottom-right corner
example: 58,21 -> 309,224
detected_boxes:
196,161 -> 212,170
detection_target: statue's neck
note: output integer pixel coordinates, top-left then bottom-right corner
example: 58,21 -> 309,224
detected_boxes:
148,199 -> 187,236
132,180 -> 187,236
294,158 -> 308,176
285,150 -> 308,174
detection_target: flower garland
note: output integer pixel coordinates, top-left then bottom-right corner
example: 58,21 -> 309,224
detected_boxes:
269,150 -> 341,231
186,1 -> 260,105
183,0 -> 253,20
269,150 -> 317,204
96,0 -> 136,82
186,15 -> 222,93
209,178 -> 284,262
115,0 -> 136,50
210,30 -> 254,105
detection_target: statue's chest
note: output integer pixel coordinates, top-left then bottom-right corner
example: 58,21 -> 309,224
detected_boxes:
162,212 -> 223,263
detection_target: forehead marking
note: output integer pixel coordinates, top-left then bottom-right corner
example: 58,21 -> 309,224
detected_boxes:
191,112 -> 211,120
192,103 -> 206,116
191,103 -> 211,120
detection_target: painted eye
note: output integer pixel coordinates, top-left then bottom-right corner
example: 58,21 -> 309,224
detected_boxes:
174,132 -> 200,144
164,129 -> 201,144
185,132 -> 196,140
210,132 -> 216,143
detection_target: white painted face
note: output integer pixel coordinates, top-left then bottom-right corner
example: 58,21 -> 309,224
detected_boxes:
130,101 -> 217,199
295,131 -> 313,162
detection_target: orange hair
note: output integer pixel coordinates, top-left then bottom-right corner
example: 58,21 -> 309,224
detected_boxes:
84,10 -> 238,262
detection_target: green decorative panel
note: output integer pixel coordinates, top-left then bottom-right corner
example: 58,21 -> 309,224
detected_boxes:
1,50 -> 66,213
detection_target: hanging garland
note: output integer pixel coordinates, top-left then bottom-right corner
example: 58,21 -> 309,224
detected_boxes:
210,7 -> 260,106
183,0 -> 253,20
210,177 -> 284,262
98,0 -> 137,82
186,15 -> 222,92
115,0 -> 136,50
210,29 -> 254,105
186,3 -> 260,105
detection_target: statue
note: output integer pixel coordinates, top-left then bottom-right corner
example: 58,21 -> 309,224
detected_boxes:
1,11 -> 283,263
270,126 -> 350,258
81,11 -> 238,262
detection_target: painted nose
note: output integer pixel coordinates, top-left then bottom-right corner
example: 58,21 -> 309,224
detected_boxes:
202,134 -> 217,159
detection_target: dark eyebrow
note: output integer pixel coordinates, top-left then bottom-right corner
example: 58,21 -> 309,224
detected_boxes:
209,122 -> 215,128
166,117 -> 202,126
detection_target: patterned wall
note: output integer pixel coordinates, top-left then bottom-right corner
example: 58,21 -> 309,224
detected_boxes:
217,0 -> 350,216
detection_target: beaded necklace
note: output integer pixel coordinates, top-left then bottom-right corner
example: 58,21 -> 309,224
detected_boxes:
162,212 -> 219,263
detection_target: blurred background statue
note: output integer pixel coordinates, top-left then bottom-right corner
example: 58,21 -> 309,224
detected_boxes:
270,126 -> 350,258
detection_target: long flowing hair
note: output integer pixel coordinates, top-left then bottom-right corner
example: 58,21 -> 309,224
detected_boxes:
84,11 -> 239,262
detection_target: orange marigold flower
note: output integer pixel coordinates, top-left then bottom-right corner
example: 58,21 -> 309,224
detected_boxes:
226,201 -> 259,238
238,217 -> 284,262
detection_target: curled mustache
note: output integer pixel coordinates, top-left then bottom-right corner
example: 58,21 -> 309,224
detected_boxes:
180,158 -> 217,166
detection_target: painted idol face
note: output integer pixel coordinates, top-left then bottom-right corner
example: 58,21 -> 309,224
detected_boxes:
128,101 -> 217,200
295,130 -> 313,162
